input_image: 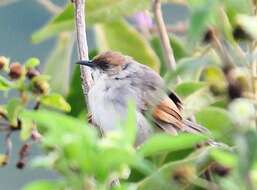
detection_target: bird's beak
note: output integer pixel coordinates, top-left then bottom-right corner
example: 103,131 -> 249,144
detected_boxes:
76,60 -> 96,68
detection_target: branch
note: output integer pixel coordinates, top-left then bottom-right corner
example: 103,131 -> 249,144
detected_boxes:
152,0 -> 177,71
72,0 -> 93,102
36,0 -> 62,15
4,131 -> 12,165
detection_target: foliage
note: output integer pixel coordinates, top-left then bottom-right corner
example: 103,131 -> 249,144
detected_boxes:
1,0 -> 257,190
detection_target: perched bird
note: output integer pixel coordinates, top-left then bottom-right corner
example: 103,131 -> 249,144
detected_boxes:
77,51 -> 209,146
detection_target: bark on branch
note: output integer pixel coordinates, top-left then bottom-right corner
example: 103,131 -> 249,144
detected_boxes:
73,0 -> 93,104
153,0 -> 177,71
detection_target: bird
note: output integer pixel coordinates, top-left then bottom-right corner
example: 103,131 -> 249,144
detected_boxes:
77,51 -> 209,146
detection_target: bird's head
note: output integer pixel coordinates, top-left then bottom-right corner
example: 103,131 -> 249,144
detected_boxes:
77,51 -> 130,79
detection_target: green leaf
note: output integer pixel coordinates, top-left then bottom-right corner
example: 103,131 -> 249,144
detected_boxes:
40,93 -> 71,112
31,21 -> 73,44
150,35 -> 188,75
195,107 -> 233,141
66,50 -> 97,116
24,57 -> 40,69
44,32 -> 74,95
123,101 -> 137,144
187,0 -> 220,46
165,50 -> 220,81
95,20 -> 160,71
0,76 -> 12,91
224,0 -> 252,24
32,0 -> 150,43
20,117 -> 34,141
175,81 -> 207,98
7,99 -> 23,126
170,35 -> 188,60
211,149 -> 237,168
23,181 -> 58,190
200,66 -> 227,94
138,133 -> 207,157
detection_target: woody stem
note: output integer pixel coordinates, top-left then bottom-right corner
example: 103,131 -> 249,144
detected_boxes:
72,0 -> 93,106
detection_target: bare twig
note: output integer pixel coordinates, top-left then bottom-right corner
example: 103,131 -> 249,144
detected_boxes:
152,0 -> 177,71
4,131 -> 12,165
16,143 -> 31,169
36,0 -> 62,15
72,0 -> 93,103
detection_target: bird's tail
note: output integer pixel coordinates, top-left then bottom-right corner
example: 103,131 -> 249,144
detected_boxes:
182,119 -> 211,135
182,119 -> 230,148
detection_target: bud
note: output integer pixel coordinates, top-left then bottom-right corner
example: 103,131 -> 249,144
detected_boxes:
26,68 -> 40,79
32,79 -> 49,95
210,162 -> 230,177
203,28 -> 216,43
16,160 -> 25,169
9,62 -> 22,79
233,25 -> 251,41
0,56 -> 9,70
172,165 -> 195,185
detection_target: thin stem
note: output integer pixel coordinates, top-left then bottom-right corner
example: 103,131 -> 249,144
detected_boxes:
152,0 -> 177,71
73,0 -> 93,103
36,0 -> 62,15
4,131 -> 12,165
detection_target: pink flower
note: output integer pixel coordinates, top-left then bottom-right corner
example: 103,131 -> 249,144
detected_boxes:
133,11 -> 153,29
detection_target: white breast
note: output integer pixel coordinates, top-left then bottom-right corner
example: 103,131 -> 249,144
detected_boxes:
88,76 -> 128,132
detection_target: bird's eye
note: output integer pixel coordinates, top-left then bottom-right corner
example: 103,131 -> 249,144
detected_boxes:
97,61 -> 110,70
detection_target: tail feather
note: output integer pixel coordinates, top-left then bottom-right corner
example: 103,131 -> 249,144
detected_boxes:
182,119 -> 211,135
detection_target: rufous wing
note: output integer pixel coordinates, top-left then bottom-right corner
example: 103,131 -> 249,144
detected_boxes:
153,97 -> 183,132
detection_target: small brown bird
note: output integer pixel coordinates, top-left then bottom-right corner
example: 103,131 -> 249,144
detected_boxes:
77,51 -> 209,146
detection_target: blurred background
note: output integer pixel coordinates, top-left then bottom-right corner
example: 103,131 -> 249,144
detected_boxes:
0,1 -> 187,189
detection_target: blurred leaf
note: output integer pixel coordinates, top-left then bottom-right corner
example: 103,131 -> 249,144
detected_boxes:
0,76 -> 12,91
138,133 -> 207,157
31,21 -> 73,44
165,50 -> 220,81
183,89 -> 216,117
224,0 -> 252,24
44,32 -> 74,95
7,99 -> 23,126
218,9 -> 236,45
138,159 -> 198,190
0,154 -> 7,166
20,117 -> 34,141
95,20 -> 160,71
123,102 -> 137,144
24,57 -> 40,69
175,81 -> 207,98
66,50 -> 98,116
200,66 -> 227,94
236,15 -> 257,40
21,109 -> 90,133
245,131 -> 257,168
23,181 -> 58,190
150,35 -> 188,75
211,149 -> 237,168
32,0 -> 150,43
40,93 -> 71,112
170,35 -> 188,60
187,0 -> 220,46
195,107 -> 233,140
